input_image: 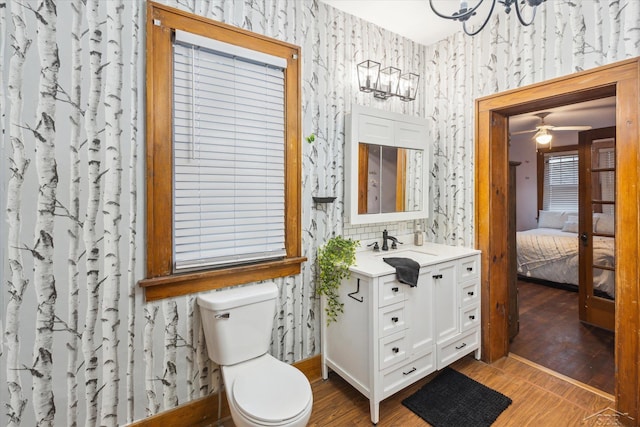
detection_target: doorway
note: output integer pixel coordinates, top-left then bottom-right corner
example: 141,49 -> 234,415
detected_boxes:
475,58 -> 639,424
507,103 -> 616,393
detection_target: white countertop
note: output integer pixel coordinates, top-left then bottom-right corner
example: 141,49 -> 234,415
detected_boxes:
350,242 -> 480,278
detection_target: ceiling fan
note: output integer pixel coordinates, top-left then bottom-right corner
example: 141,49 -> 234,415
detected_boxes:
511,112 -> 592,145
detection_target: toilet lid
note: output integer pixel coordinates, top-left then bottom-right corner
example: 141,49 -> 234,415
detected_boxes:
232,361 -> 311,423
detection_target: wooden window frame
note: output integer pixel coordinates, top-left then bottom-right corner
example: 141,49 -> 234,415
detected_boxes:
140,2 -> 305,301
536,144 -> 578,214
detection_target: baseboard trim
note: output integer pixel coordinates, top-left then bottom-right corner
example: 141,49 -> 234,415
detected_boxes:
128,354 -> 322,427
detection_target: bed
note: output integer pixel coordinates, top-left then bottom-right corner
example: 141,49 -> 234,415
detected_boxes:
516,211 -> 615,299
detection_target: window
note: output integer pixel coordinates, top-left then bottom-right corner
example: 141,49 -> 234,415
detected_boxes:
141,3 -> 304,301
173,31 -> 288,271
539,149 -> 579,212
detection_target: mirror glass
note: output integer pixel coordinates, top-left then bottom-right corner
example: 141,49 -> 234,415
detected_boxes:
359,144 -> 424,214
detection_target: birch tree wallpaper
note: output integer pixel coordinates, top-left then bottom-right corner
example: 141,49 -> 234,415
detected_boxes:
1,0 -> 638,425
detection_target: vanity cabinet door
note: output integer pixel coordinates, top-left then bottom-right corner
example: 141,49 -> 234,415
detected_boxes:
433,262 -> 458,343
404,268 -> 435,357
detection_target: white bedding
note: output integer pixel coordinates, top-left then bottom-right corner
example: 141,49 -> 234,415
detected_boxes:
516,227 -> 615,298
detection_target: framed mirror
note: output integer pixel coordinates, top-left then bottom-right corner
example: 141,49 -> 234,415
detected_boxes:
346,104 -> 429,224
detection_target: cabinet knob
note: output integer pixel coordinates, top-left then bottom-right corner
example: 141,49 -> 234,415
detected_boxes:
469,315 -> 475,320
466,267 -> 473,272
392,347 -> 399,354
467,291 -> 474,296
432,274 -> 443,279
392,287 -> 399,292
455,343 -> 467,350
391,316 -> 399,323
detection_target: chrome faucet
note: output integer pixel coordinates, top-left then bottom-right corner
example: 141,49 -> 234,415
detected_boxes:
382,229 -> 401,251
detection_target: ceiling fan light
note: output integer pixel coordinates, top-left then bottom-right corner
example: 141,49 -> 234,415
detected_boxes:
535,129 -> 552,144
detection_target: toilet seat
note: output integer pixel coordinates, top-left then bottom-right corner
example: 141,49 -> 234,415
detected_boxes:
230,358 -> 312,425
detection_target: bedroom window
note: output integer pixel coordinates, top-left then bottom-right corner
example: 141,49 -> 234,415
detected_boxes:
542,151 -> 579,212
141,3 -> 304,301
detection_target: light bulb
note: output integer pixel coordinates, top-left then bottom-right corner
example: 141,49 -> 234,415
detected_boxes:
535,130 -> 552,144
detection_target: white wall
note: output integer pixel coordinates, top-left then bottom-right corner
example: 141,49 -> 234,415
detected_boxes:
509,132 -> 580,231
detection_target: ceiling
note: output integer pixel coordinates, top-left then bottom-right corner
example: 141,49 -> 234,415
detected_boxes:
319,0 -> 460,45
509,97 -> 617,142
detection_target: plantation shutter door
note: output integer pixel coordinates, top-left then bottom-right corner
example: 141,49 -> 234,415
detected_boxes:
543,151 -> 579,212
173,30 -> 287,271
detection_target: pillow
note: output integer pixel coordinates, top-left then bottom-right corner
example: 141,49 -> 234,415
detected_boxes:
594,213 -> 615,234
538,210 -> 566,229
562,215 -> 579,233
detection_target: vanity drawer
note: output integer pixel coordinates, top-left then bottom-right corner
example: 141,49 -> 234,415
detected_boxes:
437,328 -> 479,369
378,275 -> 406,307
378,302 -> 407,338
382,350 -> 435,399
460,279 -> 480,307
460,304 -> 480,332
458,256 -> 479,281
379,331 -> 408,370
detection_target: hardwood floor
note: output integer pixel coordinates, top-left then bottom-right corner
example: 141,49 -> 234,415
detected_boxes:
509,279 -> 615,395
217,355 -> 615,426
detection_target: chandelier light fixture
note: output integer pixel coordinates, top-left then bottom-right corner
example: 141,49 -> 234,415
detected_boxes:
357,60 -> 419,101
429,0 -> 547,36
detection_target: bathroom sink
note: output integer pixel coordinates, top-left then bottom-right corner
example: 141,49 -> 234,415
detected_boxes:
373,249 -> 438,260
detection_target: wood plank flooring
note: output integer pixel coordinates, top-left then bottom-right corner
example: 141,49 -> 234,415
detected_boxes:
509,280 -> 615,395
216,355 -> 615,426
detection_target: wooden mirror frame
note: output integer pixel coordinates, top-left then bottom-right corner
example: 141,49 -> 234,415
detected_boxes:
475,58 -> 639,425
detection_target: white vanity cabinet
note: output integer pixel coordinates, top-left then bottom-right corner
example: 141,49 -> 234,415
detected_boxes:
321,246 -> 481,425
434,257 -> 481,369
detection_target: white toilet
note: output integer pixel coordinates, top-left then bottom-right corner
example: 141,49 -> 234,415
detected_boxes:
197,283 -> 313,427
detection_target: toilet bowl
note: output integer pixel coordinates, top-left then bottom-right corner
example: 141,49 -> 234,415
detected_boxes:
223,354 -> 312,427
196,283 -> 313,427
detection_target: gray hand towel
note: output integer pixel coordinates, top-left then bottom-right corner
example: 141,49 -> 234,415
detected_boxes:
383,257 -> 420,287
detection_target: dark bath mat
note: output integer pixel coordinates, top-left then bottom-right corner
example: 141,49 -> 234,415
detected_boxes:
402,367 -> 512,427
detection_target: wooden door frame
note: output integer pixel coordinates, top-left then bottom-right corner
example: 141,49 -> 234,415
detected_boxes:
475,58 -> 639,425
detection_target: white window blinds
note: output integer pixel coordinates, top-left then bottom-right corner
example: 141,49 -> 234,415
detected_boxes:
172,31 -> 287,271
542,151 -> 579,212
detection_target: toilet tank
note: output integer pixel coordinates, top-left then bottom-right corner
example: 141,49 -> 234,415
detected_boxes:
197,283 -> 278,366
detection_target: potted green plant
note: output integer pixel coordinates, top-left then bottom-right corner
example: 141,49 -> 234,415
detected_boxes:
316,235 -> 359,324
